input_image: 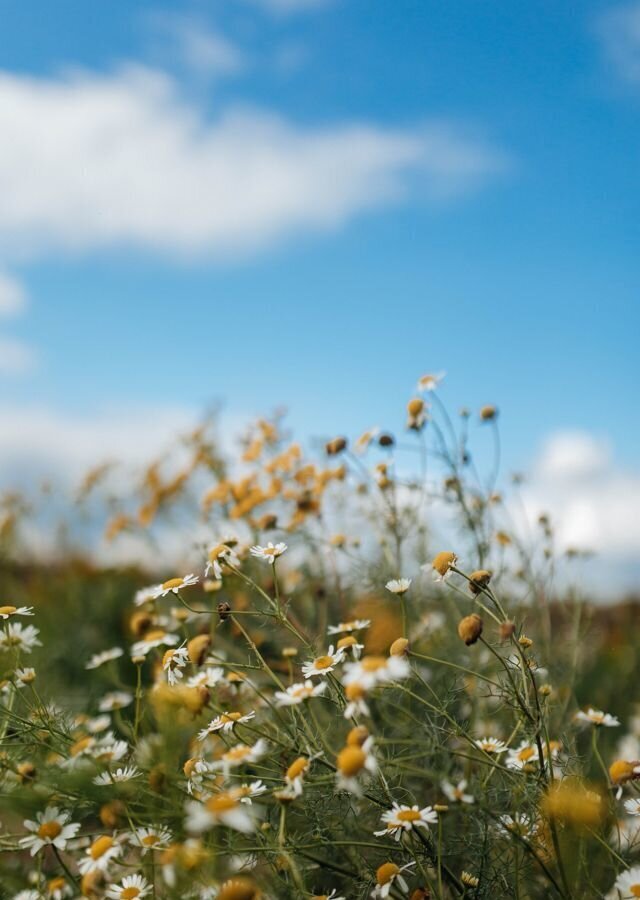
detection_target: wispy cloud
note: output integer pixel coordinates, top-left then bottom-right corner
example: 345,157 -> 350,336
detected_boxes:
0,65 -> 506,262
595,2 -> 640,84
147,13 -> 247,77
0,336 -> 37,375
0,272 -> 28,317
244,0 -> 333,15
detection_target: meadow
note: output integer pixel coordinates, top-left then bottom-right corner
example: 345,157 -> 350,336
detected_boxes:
0,377 -> 638,900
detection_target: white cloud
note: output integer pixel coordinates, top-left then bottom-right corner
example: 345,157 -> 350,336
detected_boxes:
0,65 -> 505,261
148,14 -> 247,77
0,272 -> 27,317
0,337 -> 36,375
521,431 -> 640,588
595,2 -> 640,83
246,0 -> 332,14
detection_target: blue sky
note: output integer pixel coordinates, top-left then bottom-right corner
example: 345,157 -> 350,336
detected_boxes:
0,0 -> 639,578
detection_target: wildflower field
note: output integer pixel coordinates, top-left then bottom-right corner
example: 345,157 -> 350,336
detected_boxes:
1,378 -> 638,900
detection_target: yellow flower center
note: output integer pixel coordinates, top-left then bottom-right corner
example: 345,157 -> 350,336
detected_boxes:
207,793 -> 239,813
121,889 -> 141,900
221,712 -> 243,723
286,757 -> 309,780
518,747 -> 535,762
361,656 -> 386,672
337,636 -> 357,649
70,736 -> 93,756
337,746 -> 366,776
377,862 -> 399,885
90,835 -> 114,859
224,745 -> 251,762
38,821 -> 62,841
162,578 -> 184,590
630,886 -> 640,898
142,834 -> 158,846
48,877 -> 66,891
0,605 -> 17,615
397,809 -> 421,822
313,655 -> 334,670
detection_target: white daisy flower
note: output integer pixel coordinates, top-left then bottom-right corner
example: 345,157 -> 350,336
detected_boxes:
497,813 -> 538,839
336,635 -> 365,660
217,740 -> 269,776
152,574 -> 199,599
132,826 -> 172,854
90,737 -> 129,765
186,666 -> 225,688
613,867 -> 640,899
78,835 -> 123,874
134,585 -> 161,607
474,737 -> 508,755
205,542 -> 241,579
235,780 -> 268,804
441,779 -> 474,804
372,861 -> 415,898
327,619 -> 371,635
336,736 -> 378,795
301,645 -> 346,678
105,874 -> 151,899
162,645 -> 190,685
575,708 -> 620,728
624,798 -> 640,817
417,371 -> 445,392
93,765 -> 142,785
185,790 -> 256,834
249,542 -> 287,563
197,710 -> 256,740
285,756 -> 311,796
0,623 -> 41,653
185,757 -> 217,795
274,680 -> 327,706
506,741 -> 539,771
342,655 -> 410,690
375,803 -> 438,841
385,578 -> 412,595
19,807 -> 80,856
99,691 -> 134,712
14,667 -> 36,685
0,605 -> 33,619
344,681 -> 370,719
130,630 -> 179,658
86,647 -> 124,670
86,714 -> 112,734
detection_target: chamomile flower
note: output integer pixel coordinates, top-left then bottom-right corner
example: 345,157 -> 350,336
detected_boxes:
132,826 -> 172,854
302,645 -> 345,678
185,790 -> 256,834
130,630 -> 179,658
385,578 -> 411,596
78,835 -> 123,874
205,543 -> 240,579
134,585 -> 161,607
441,779 -> 475,804
327,619 -> 371,635
372,861 -> 415,898
475,737 -> 508,755
0,605 -> 33,619
375,803 -> 438,841
342,655 -> 410,690
197,711 -> 256,740
285,757 -> 311,796
336,736 -> 377,795
86,647 -> 124,670
217,739 -> 269,775
249,542 -> 287,563
611,867 -> 640,898
162,645 -> 190,685
344,681 -> 370,719
235,780 -> 267,804
86,714 -> 112,733
417,372 -> 445,392
14,667 -> 36,685
152,574 -> 199,599
20,807 -> 80,856
624,798 -> 640,817
105,874 -> 151,900
99,691 -> 133,712
575,708 -> 620,728
93,765 -> 142,786
506,741 -> 540,771
187,666 -> 225,688
274,680 -> 327,706
428,551 -> 458,582
336,634 -> 365,660
0,623 -> 41,653
497,813 -> 538,839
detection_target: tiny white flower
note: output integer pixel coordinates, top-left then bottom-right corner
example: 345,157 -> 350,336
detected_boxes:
186,666 -> 225,688
342,655 -> 410,690
197,710 -> 256,740
624,798 -> 640,817
78,835 -> 123,874
130,630 -> 179,658
274,680 -> 327,706
19,807 -> 80,856
474,737 -> 508,755
613,865 -> 640,898
250,541 -> 287,563
132,826 -> 172,854
217,740 -> 268,776
372,861 -> 415,898
301,645 -> 345,678
185,790 -> 256,834
14,667 -> 36,685
385,578 -> 411,595
0,605 -> 33,619
417,371 -> 445,392
575,708 -> 620,728
506,741 -> 539,771
105,874 -> 152,900
134,585 -> 161,607
86,647 -> 124,670
162,645 -> 190,685
441,778 -> 474,804
152,574 -> 199,599
94,765 -> 142,785
0,623 -> 41,653
375,803 -> 438,841
99,691 -> 133,712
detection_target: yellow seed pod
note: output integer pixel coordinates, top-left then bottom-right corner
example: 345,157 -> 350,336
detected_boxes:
609,759 -> 638,785
480,405 -> 498,421
468,569 -> 492,595
389,637 -> 409,656
458,614 -> 483,646
187,633 -> 211,666
406,397 -> 424,417
376,862 -> 400,885
337,745 -> 366,776
432,551 -> 457,577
